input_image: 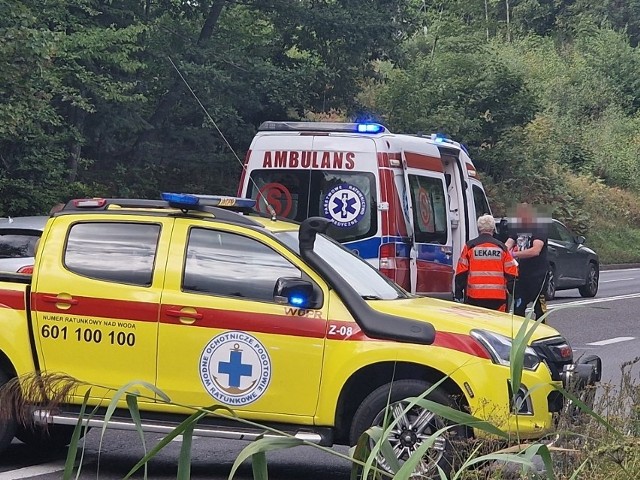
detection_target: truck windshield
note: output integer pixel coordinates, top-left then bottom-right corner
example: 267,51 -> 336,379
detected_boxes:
275,231 -> 409,300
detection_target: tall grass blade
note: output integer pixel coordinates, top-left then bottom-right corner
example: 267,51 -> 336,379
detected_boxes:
126,393 -> 148,479
392,425 -> 453,480
123,408 -> 214,479
251,451 -> 268,480
520,443 -> 554,480
554,385 -> 622,436
177,422 -> 195,480
63,389 -> 91,480
365,425 -> 401,474
360,377 -> 447,479
407,397 -> 508,439
510,302 -> 582,394
228,437 -> 303,480
350,431 -> 373,480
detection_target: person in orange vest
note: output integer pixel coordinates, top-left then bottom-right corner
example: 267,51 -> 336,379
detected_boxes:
454,214 -> 518,312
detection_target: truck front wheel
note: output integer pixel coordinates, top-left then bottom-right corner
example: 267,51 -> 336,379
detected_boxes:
349,379 -> 468,478
0,370 -> 17,454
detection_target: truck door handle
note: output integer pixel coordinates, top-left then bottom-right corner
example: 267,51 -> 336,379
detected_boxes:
166,308 -> 203,322
42,295 -> 79,305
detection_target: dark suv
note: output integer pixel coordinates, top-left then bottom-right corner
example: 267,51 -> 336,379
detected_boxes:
495,218 -> 599,300
546,219 -> 599,300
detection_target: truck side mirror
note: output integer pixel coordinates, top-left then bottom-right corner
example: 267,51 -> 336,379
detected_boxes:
273,277 -> 323,309
576,235 -> 585,245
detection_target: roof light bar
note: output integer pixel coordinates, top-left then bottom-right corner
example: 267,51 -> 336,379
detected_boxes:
73,198 -> 107,208
258,121 -> 388,134
161,192 -> 256,210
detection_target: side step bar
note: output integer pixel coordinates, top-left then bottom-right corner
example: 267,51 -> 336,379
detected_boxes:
32,410 -> 324,444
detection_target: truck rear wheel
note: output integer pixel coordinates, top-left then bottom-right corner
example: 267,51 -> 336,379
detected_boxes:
349,379 -> 468,478
0,370 -> 17,454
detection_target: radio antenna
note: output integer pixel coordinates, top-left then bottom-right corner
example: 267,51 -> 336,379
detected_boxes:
168,56 -> 277,220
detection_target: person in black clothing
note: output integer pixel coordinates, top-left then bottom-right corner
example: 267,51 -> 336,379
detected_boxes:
505,203 -> 550,319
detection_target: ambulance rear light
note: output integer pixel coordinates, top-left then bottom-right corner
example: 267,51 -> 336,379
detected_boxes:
258,121 -> 388,134
379,243 -> 396,270
73,198 -> 107,208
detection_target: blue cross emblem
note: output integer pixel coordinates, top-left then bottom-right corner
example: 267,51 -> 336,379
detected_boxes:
332,192 -> 358,219
218,350 -> 253,387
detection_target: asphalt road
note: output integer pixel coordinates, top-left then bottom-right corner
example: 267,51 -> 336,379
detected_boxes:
1,269 -> 638,479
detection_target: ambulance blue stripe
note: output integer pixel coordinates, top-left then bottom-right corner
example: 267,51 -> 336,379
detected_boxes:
342,237 -> 452,266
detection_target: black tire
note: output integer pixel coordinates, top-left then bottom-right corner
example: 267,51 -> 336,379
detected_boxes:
0,370 -> 17,454
349,379 -> 468,479
578,262 -> 599,298
544,264 -> 556,300
15,424 -> 77,451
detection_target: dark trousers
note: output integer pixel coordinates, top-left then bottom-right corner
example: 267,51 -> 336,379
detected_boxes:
466,297 -> 507,312
513,274 -> 547,320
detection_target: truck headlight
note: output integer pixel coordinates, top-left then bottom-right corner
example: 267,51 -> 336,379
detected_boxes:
470,329 -> 540,371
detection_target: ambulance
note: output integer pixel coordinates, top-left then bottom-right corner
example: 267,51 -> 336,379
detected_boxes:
238,121 -> 492,297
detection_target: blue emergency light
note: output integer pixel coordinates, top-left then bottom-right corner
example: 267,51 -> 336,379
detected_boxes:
161,192 -> 256,210
288,295 -> 306,307
161,192 -> 200,206
356,123 -> 385,134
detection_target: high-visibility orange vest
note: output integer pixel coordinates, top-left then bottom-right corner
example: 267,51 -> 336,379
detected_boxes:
455,234 -> 518,300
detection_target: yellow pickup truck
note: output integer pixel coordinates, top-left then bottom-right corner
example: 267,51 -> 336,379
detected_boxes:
0,194 -> 600,476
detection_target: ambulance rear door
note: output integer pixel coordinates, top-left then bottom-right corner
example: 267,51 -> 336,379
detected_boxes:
401,149 -> 454,297
242,133 -> 382,261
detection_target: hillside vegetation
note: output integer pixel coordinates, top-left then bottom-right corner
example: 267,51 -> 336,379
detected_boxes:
2,0 -> 639,262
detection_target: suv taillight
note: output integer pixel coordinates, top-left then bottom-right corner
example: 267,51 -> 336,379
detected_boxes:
17,265 -> 33,274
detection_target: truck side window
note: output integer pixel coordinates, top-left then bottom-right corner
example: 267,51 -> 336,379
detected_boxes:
64,222 -> 160,286
183,228 -> 302,302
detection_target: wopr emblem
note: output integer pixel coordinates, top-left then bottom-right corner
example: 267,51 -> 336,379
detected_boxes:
323,183 -> 366,228
199,331 -> 271,406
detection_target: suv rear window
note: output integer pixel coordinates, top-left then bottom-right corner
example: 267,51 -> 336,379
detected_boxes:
0,233 -> 40,258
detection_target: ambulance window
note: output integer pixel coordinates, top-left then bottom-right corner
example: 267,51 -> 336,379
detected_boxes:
408,175 -> 448,245
64,222 -> 160,286
247,169 -> 377,243
472,184 -> 491,217
183,228 -> 302,303
247,170 -> 309,222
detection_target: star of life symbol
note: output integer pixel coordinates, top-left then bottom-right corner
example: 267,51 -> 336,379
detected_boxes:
199,331 -> 271,406
323,183 -> 366,228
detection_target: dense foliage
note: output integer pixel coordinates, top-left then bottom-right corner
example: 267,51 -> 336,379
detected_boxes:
1,0 -> 639,260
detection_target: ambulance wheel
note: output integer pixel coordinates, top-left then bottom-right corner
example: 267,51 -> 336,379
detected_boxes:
0,369 -> 17,454
349,379 -> 468,478
16,424 -> 78,451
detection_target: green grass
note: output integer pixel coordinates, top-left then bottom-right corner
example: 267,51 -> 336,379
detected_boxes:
589,227 -> 640,265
